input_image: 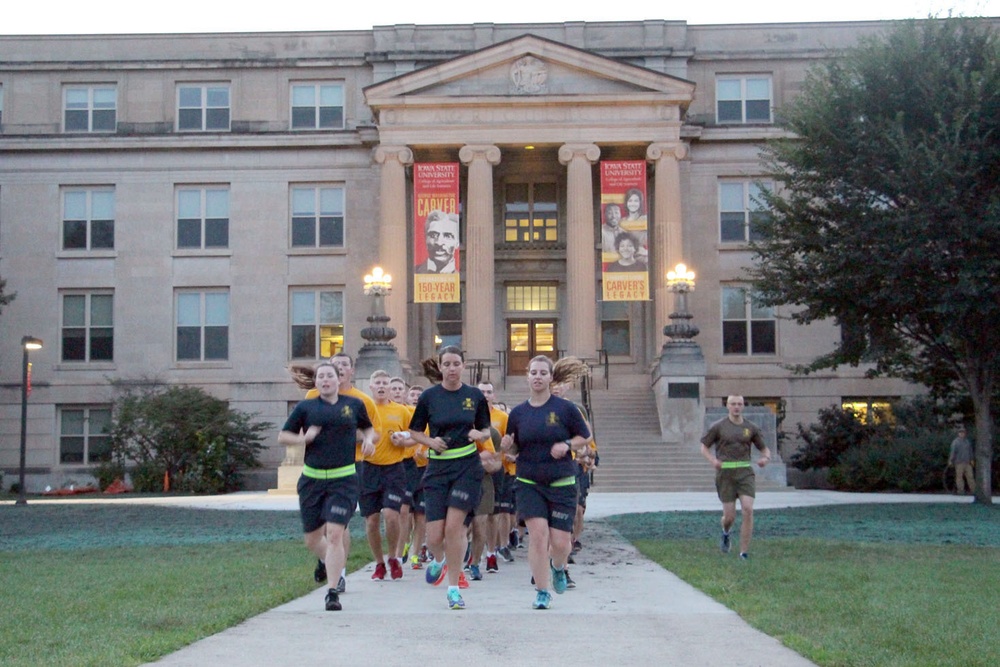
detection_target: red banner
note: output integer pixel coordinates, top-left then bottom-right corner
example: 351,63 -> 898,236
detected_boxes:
413,163 -> 461,303
600,160 -> 649,301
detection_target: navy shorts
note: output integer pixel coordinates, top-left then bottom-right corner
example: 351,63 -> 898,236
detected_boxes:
297,474 -> 359,534
422,454 -> 484,523
515,479 -> 576,533
359,462 -> 406,517
402,457 -> 423,507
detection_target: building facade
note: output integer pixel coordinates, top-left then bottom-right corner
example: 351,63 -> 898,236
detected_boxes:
0,20 -> 944,490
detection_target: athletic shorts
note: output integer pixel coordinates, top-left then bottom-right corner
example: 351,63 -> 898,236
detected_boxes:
422,454 -> 484,523
576,470 -> 590,508
359,462 -> 406,517
490,471 -> 508,515
297,474 -> 359,534
476,473 -> 495,516
515,478 -> 577,533
498,473 -> 517,514
402,457 -> 422,507
716,466 -> 756,503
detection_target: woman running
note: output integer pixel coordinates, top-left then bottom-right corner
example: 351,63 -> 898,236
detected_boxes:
501,355 -> 591,610
392,346 -> 491,610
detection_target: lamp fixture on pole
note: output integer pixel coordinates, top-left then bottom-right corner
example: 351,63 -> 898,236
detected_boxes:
663,263 -> 700,345
16,336 -> 43,506
356,266 -> 402,378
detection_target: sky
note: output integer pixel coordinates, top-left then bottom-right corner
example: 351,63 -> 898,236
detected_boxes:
1,0 -> 997,35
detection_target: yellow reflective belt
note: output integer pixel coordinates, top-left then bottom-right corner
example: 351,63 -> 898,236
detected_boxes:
428,443 -> 477,460
721,461 -> 752,469
516,475 -> 577,488
302,463 -> 357,479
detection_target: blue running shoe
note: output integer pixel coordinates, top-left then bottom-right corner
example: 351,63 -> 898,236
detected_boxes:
447,589 -> 465,610
469,564 -> 483,581
532,589 -> 552,610
551,562 -> 568,594
720,531 -> 731,554
425,561 -> 448,586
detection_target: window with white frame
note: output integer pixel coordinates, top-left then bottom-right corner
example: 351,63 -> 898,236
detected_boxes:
290,289 -> 344,359
59,406 -> 113,464
62,292 -> 114,362
62,188 -> 114,250
504,182 -> 559,244
177,187 -> 229,249
177,84 -> 230,131
719,180 -> 772,242
721,286 -> 776,356
291,186 -> 345,247
64,85 -> 116,132
291,83 -> 345,130
177,290 -> 230,361
716,76 -> 772,124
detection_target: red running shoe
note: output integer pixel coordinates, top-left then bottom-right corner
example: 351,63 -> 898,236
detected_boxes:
388,557 -> 403,580
371,561 -> 387,580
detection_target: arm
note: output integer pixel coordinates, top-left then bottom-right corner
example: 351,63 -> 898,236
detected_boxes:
278,424 -> 321,448
700,442 -> 722,470
359,427 -> 376,458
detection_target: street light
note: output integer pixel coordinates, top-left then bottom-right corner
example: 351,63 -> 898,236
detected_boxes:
356,266 -> 402,379
16,336 -> 43,506
663,263 -> 699,345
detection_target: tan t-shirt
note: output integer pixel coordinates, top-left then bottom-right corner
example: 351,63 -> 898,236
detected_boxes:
701,417 -> 766,462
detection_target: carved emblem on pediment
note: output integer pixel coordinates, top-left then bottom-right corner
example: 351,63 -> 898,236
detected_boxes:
510,56 -> 548,94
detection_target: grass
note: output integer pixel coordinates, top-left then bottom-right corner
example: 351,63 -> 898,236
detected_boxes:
0,504 -> 372,667
609,504 -> 1000,667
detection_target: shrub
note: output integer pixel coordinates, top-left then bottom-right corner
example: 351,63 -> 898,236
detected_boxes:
829,432 -> 950,492
94,461 -> 126,491
108,383 -> 273,494
791,405 -> 892,470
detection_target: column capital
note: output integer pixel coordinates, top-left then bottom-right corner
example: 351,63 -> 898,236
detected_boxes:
558,143 -> 601,165
458,144 -> 502,165
646,142 -> 688,162
374,145 -> 414,165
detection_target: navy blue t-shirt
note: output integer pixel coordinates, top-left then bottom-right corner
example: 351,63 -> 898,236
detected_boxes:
507,395 -> 591,485
282,395 -> 372,470
409,383 -> 491,454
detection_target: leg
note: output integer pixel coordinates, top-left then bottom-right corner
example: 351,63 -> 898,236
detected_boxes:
526,517 -> 551,590
721,501 -> 737,533
425,518 -> 445,564
383,508 -> 402,559
548,526 -> 573,570
365,512 -> 385,564
444,506 -> 469,587
304,525 -> 328,561
324,522 -> 348,585
737,494 -> 755,555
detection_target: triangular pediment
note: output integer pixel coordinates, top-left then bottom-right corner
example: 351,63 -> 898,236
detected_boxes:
365,34 -> 694,106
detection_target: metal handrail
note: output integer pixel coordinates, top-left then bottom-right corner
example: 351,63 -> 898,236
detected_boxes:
597,348 -> 609,389
496,350 -> 507,390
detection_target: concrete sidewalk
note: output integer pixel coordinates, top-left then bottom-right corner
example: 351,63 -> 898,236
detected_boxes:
139,490 -> 977,667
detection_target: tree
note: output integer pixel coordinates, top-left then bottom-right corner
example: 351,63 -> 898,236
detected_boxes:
751,18 -> 1000,504
0,277 -> 16,315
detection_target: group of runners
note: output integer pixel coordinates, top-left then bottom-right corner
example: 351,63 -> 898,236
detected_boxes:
280,348 -> 599,612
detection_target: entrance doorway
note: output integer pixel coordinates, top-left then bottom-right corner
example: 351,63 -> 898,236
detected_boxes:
507,319 -> 557,374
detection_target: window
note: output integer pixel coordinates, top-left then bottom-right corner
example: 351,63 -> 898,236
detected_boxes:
719,181 -> 772,242
716,76 -> 772,124
64,85 -> 116,132
504,182 -> 558,244
177,84 -> 230,131
63,188 -> 114,250
177,187 -> 229,249
291,186 -> 344,247
722,286 -> 775,355
290,289 -> 344,359
601,301 -> 631,356
291,83 -> 345,130
62,292 -> 113,362
506,285 -> 557,312
842,398 -> 895,425
177,291 -> 230,361
59,406 -> 112,464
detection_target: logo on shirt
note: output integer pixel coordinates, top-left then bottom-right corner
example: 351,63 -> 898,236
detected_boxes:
743,428 -> 751,438
462,398 -> 475,411
342,406 -> 354,419
547,412 -> 560,426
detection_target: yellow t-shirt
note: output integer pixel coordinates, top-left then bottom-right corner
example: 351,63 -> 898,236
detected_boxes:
367,401 -> 411,465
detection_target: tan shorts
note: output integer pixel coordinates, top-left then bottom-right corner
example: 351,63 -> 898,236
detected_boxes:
475,473 -> 495,516
716,466 -> 755,503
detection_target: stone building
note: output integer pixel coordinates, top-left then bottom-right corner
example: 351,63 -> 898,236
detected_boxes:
0,19 -> 950,490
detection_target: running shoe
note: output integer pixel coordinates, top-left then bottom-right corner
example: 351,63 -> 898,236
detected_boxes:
739,552 -> 750,561
425,561 -> 448,586
469,564 -> 483,581
551,562 -> 568,594
313,559 -> 327,584
388,557 -> 403,580
532,589 -> 552,610
325,590 -> 342,611
567,554 -> 575,564
572,540 -> 583,553
486,554 -> 499,573
411,554 -> 423,570
498,546 -> 514,562
335,576 -> 347,594
720,531 -> 731,554
565,569 -> 576,589
458,571 -> 470,589
447,589 -> 466,610
419,545 -> 430,563
371,561 -> 387,580
401,542 -> 411,560
508,530 -> 519,549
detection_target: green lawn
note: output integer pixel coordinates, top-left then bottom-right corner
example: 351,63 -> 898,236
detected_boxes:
609,503 -> 1000,667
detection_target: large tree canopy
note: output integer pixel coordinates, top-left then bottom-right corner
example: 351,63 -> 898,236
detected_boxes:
751,18 -> 1000,504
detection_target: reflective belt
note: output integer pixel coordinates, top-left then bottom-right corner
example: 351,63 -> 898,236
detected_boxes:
302,463 -> 357,479
428,443 -> 477,460
517,475 -> 577,488
721,461 -> 752,469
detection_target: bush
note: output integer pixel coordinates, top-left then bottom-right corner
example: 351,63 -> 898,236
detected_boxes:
108,383 -> 273,494
791,405 -> 892,470
94,461 -> 126,491
829,432 -> 951,492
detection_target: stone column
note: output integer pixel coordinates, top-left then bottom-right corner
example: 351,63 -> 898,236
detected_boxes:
558,143 -> 601,359
647,142 -> 688,337
374,145 -> 414,360
458,145 -> 502,362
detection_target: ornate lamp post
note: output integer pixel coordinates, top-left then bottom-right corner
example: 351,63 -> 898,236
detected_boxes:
356,266 -> 402,380
16,336 -> 43,506
662,263 -> 699,348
